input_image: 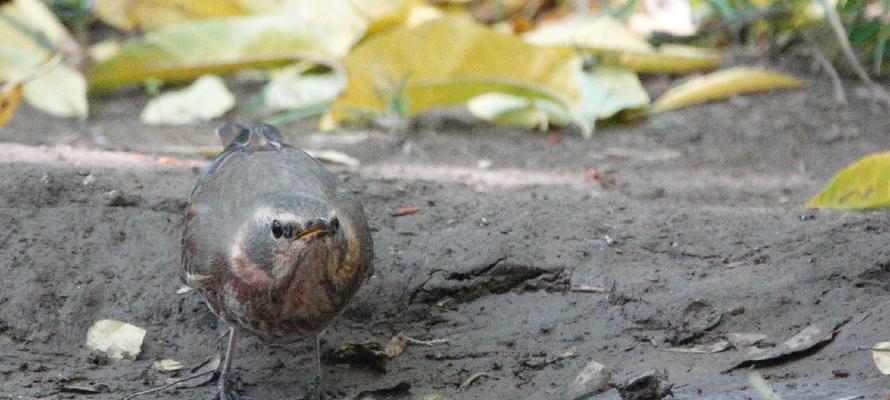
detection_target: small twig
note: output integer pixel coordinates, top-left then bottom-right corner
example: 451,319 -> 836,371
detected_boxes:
806,37 -> 847,105
817,0 -> 890,106
570,285 -> 610,293
401,335 -> 448,346
121,370 -> 215,400
458,372 -> 489,390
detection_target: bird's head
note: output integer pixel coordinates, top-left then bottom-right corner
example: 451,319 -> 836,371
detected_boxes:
229,194 -> 344,288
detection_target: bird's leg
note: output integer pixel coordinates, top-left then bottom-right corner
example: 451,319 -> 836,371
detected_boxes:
309,332 -> 324,400
218,327 -> 240,400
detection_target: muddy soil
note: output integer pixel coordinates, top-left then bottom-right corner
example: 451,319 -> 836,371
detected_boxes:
1,76 -> 890,400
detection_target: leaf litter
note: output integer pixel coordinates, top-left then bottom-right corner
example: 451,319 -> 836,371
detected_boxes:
728,317 -> 847,371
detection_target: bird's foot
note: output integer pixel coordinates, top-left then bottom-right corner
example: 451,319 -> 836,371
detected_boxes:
216,384 -> 250,400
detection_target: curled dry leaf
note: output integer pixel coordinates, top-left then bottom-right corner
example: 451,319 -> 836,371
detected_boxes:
808,152 -> 890,211
85,319 -> 146,359
728,318 -> 845,371
141,75 -> 234,125
872,342 -> 890,375
651,68 -> 806,114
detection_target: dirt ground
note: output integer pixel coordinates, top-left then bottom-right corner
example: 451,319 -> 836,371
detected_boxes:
1,74 -> 890,400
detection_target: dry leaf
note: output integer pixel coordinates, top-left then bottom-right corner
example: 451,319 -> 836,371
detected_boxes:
170,354 -> 221,387
726,332 -> 768,349
86,319 -> 146,359
152,358 -> 183,373
23,64 -> 88,119
141,75 -> 234,125
264,69 -> 345,113
93,0 -> 255,31
665,339 -> 731,354
651,68 -> 806,114
392,205 -> 420,217
564,359 -> 611,399
304,149 -> 360,167
728,318 -> 844,371
0,83 -> 22,127
872,342 -> 890,375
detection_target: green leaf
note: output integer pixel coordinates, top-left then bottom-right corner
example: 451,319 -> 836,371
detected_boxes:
323,15 -> 585,134
579,66 -> 649,121
466,93 -> 571,132
87,15 -> 359,91
808,152 -> 890,211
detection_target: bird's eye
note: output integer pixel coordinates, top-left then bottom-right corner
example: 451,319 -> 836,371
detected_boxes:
329,216 -> 340,231
271,219 -> 283,238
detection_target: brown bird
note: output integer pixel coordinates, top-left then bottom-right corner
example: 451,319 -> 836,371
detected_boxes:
181,123 -> 374,399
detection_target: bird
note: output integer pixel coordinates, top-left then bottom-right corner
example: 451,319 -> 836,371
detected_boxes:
180,122 -> 374,399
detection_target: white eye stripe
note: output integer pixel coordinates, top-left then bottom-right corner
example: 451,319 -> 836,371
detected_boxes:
253,206 -> 301,225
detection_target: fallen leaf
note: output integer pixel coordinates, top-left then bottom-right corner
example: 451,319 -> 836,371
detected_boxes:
665,339 -> 731,354
564,359 -> 611,400
323,15 -> 585,135
650,68 -> 806,114
524,16 -> 718,74
264,69 -> 345,113
392,205 -> 420,217
23,63 -> 88,119
304,149 -> 360,167
728,318 -> 845,371
86,319 -> 146,359
872,342 -> 890,375
578,66 -> 649,123
93,0 -> 255,31
384,332 -> 448,358
141,75 -> 234,125
152,358 -> 183,373
668,300 -> 722,344
726,332 -> 768,349
88,15 -> 355,91
169,354 -> 220,387
808,152 -> 890,211
0,82 -> 22,127
467,92 -> 571,132
458,372 -> 488,390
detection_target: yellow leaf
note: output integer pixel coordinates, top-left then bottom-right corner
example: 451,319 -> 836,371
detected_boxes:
467,93 -> 571,132
325,15 -> 584,132
808,153 -> 890,211
650,67 -> 806,114
94,0 -> 254,31
579,66 -> 649,121
524,16 -> 719,75
0,82 -> 23,127
87,15 -> 354,91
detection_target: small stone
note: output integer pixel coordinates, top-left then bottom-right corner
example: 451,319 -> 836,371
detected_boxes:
617,370 -> 673,400
832,369 -> 849,378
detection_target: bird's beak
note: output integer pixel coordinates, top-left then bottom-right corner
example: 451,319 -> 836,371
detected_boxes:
297,219 -> 329,241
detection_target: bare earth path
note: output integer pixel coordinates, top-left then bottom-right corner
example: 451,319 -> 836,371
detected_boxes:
1,80 -> 889,399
